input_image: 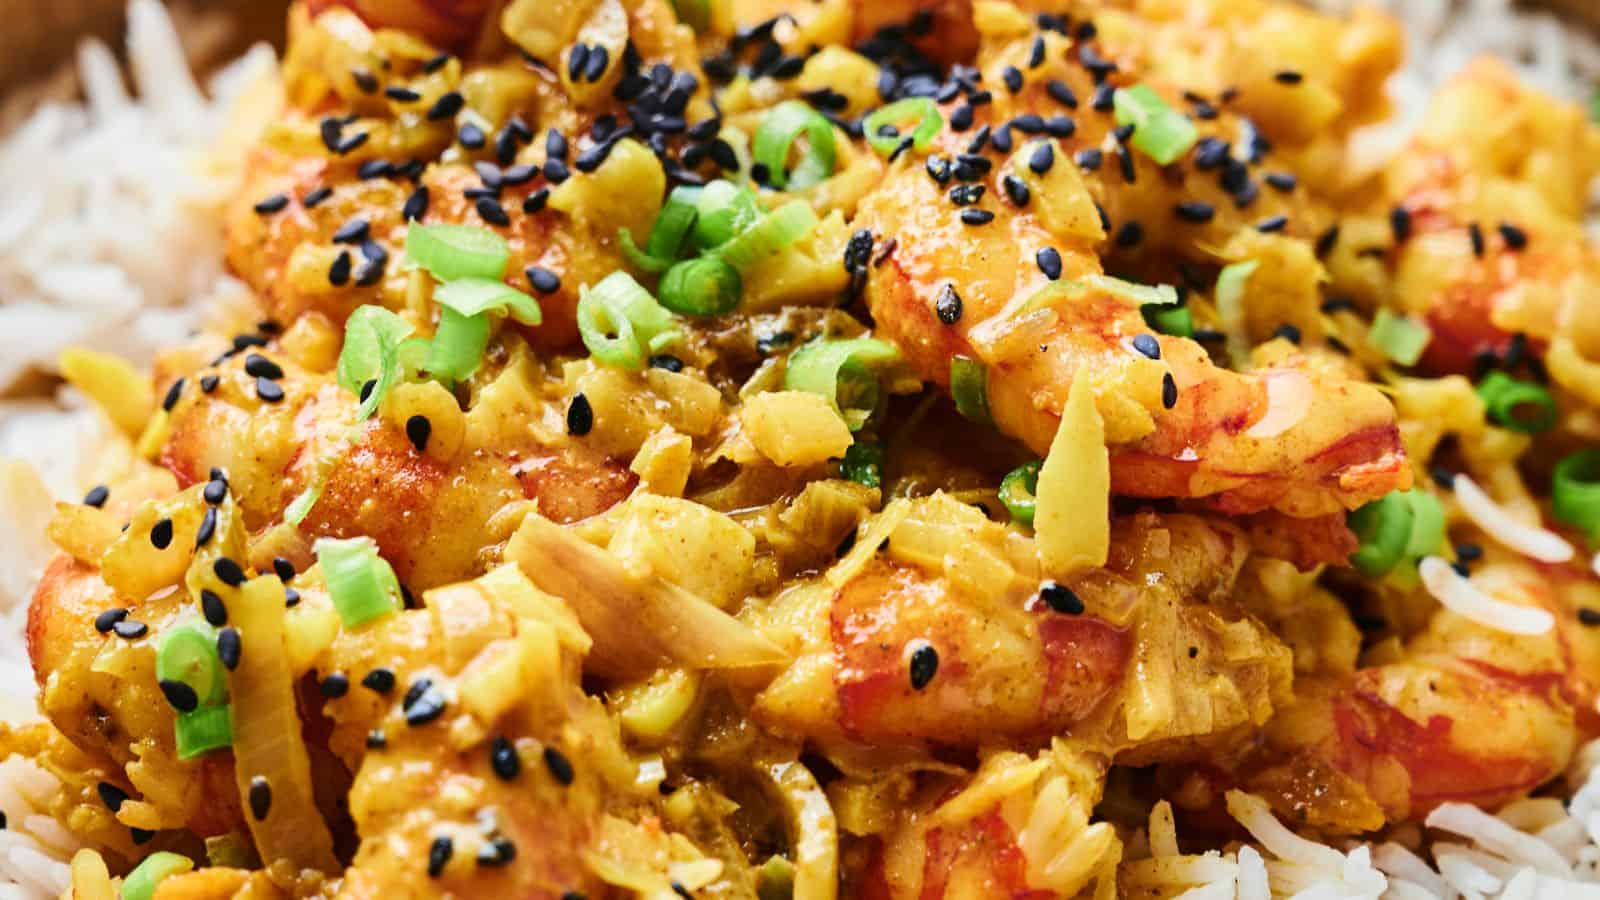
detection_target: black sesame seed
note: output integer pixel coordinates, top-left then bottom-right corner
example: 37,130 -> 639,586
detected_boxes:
1579,608 -> 1600,627
1002,65 -> 1023,92
428,836 -> 453,877
1161,372 -> 1178,409
1316,225 -> 1340,257
1046,79 -> 1078,108
1028,35 -> 1046,68
284,588 -> 300,608
97,781 -> 128,812
475,197 -> 510,227
253,194 -> 289,215
365,728 -> 386,749
1116,144 -> 1135,183
195,507 -> 216,547
328,251 -> 352,287
1430,465 -> 1456,489
949,104 -> 974,131
359,379 -> 376,403
567,393 -> 594,436
130,827 -> 153,844
198,374 -> 219,394
1044,115 -> 1075,138
1193,328 -> 1226,343
1010,113 -> 1044,134
1468,221 -> 1485,257
959,208 -> 995,226
255,377 -> 285,403
490,736 -> 520,780
1256,214 -> 1288,233
948,183 -> 985,206
1091,82 -> 1116,111
543,158 -> 571,183
351,69 -> 378,93
459,122 -> 486,149
1193,137 -> 1229,170
402,414 -> 431,453
1028,141 -> 1054,174
1390,205 -> 1412,243
1132,334 -> 1162,359
1115,220 -> 1144,248
1498,222 -> 1527,250
543,746 -> 575,785
320,672 -> 349,698
244,354 -> 284,381
201,590 -> 228,627
935,284 -> 963,325
159,679 -> 199,712
1274,70 -> 1304,84
84,484 -> 110,508
1264,171 -> 1297,192
148,518 -> 173,550
990,125 -> 1013,153
1001,174 -> 1031,207
908,643 -> 938,690
649,354 -> 684,372
355,159 -> 391,182
423,52 -> 452,74
161,378 -> 185,412
886,135 -> 915,164
1175,201 -> 1215,223
1039,581 -> 1084,614
1272,323 -> 1302,344
583,45 -> 610,82
202,479 -> 227,505
213,557 -> 246,587
425,91 -> 463,121
525,266 -> 561,295
403,678 -> 447,726
384,85 -> 420,102
478,836 -> 517,867
112,619 -> 147,639
248,776 -> 271,821
844,228 -> 874,272
361,668 -> 396,694
523,188 -> 550,215
1455,542 -> 1483,562
1074,148 -> 1102,171
1111,123 -> 1135,144
1036,247 -> 1062,280
217,627 -> 241,671
272,557 -> 296,583
94,607 -> 127,633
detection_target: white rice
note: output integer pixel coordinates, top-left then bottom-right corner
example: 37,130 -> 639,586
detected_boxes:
1450,475 -> 1575,565
1417,555 -> 1556,636
0,1 -> 1594,898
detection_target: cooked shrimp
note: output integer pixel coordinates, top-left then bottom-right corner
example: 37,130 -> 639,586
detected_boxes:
754,499 -> 1293,756
305,0 -> 498,51
1243,549 -> 1599,833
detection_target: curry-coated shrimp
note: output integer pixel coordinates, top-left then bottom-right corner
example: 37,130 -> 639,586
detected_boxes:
1244,550 -> 1598,833
858,137 -> 1407,521
753,499 -> 1292,754
306,0 -> 498,51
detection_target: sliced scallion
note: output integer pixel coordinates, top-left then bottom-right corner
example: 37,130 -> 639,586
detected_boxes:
1369,308 -> 1431,367
950,356 -> 991,424
753,100 -> 838,190
717,200 -> 818,271
175,704 -> 233,759
863,98 -> 942,157
783,337 -> 900,431
336,305 -> 415,419
1112,84 -> 1199,166
999,460 -> 1042,527
157,622 -> 225,708
1215,259 -> 1259,367
659,256 -> 742,317
120,852 -> 195,900
692,180 -> 762,250
1143,303 -> 1194,338
314,536 -> 402,629
1553,449 -> 1600,540
841,442 -> 884,489
577,272 -> 680,371
1348,490 -> 1416,577
620,187 -> 701,273
404,223 -> 509,282
1476,370 -> 1557,433
424,306 -> 491,385
434,277 -> 542,325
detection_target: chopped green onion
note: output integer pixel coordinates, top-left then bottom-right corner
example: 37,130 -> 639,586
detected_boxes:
753,100 -> 838,190
620,187 -> 701,273
670,0 -> 710,31
1403,490 -> 1446,560
284,481 -> 322,526
424,306 -> 491,384
692,180 -> 762,249
1215,259 -> 1259,367
863,98 -> 942,156
1476,370 -> 1557,433
577,272 -> 680,371
157,622 -> 225,707
121,851 -> 195,900
1590,88 -> 1599,124
717,200 -> 818,271
314,536 -> 402,628
1369,308 -> 1431,367
999,460 -> 1042,527
841,442 -> 884,489
1348,490 -> 1416,577
404,223 -> 509,282
659,257 -> 742,317
950,356 -> 991,424
1553,449 -> 1600,540
1112,84 -> 1199,166
434,277 -> 542,325
336,305 -> 415,419
1143,303 -> 1194,338
783,337 -> 900,431
175,704 -> 233,759
1025,274 -> 1178,315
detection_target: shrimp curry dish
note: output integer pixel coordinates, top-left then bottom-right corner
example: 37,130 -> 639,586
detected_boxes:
11,0 -> 1600,897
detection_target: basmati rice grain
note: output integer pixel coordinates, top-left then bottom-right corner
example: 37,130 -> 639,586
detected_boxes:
1235,846 -> 1269,900
1418,556 -> 1556,635
1451,475 -> 1575,564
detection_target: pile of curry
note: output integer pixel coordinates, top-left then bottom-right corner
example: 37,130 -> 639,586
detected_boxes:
13,0 -> 1600,897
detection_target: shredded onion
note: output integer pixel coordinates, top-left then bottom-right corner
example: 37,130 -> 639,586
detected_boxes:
1244,370 -> 1312,439
1451,474 -> 1574,563
1417,556 -> 1555,635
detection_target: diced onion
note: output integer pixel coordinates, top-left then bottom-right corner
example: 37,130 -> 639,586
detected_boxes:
753,100 -> 838,190
336,305 -> 415,419
783,337 -> 900,431
314,536 -> 403,628
1034,374 -> 1109,574
404,223 -> 509,282
1418,556 -> 1555,635
863,98 -> 942,156
120,852 -> 194,900
1112,84 -> 1200,166
1452,473 -> 1574,563
1368,308 -> 1431,367
1552,449 -> 1600,541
